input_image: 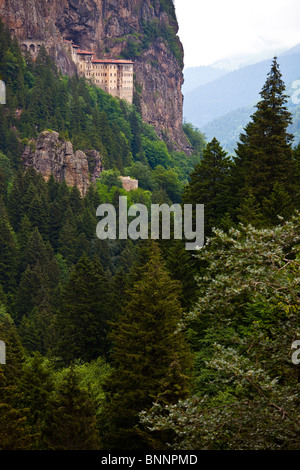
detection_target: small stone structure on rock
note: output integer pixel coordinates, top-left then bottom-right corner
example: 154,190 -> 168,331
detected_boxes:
119,176 -> 138,191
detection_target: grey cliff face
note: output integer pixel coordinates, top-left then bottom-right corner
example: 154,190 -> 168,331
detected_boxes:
0,0 -> 190,152
22,131 -> 103,196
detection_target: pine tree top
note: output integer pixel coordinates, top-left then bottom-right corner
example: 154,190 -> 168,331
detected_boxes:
235,57 -> 296,203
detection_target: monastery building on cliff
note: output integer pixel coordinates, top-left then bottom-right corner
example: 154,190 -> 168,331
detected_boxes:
64,40 -> 134,104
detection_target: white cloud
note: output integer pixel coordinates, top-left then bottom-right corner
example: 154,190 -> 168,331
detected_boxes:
174,0 -> 300,67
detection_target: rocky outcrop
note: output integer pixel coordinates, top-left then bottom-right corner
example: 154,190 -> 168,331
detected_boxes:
0,0 -> 190,152
85,149 -> 104,182
22,131 -> 103,196
0,0 -> 77,75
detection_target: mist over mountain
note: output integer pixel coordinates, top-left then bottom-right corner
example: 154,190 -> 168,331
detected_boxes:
182,66 -> 228,95
183,45 -> 300,153
183,44 -> 291,96
210,47 -> 288,71
281,43 -> 300,56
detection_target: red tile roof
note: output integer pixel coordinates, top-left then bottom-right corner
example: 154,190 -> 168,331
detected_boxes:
65,41 -> 134,64
77,49 -> 94,55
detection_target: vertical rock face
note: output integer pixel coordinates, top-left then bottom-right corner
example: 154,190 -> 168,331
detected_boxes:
22,131 -> 103,196
0,0 -> 190,151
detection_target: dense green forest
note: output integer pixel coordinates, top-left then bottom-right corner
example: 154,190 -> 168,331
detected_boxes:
0,20 -> 299,450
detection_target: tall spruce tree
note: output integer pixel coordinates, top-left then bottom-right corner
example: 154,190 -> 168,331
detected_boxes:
101,242 -> 192,450
0,200 -> 18,293
234,57 -> 297,218
0,370 -> 34,450
57,254 -> 111,364
43,366 -> 100,450
0,304 -> 34,450
19,353 -> 54,445
182,138 -> 232,235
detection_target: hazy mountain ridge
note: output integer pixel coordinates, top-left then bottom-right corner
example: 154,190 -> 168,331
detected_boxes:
182,66 -> 228,95
202,106 -> 255,155
202,82 -> 300,155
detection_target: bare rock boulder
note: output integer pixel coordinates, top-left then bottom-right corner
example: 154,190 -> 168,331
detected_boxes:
22,130 -> 103,196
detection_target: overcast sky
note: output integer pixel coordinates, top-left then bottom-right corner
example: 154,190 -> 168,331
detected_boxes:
174,0 -> 300,68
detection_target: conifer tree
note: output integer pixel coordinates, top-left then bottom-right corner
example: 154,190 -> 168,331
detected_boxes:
16,262 -> 47,320
6,169 -> 26,231
43,366 -> 100,450
68,185 -> 83,215
0,370 -> 34,450
27,192 -> 49,237
19,301 -> 57,355
47,200 -> 63,251
129,109 -> 143,159
16,228 -> 59,322
57,254 -> 111,364
58,217 -> 78,266
0,199 -> 18,293
159,239 -> 199,311
56,179 -> 70,209
19,353 -> 54,444
237,190 -> 265,227
20,227 -> 57,278
0,304 -> 34,450
234,57 -> 296,213
84,183 -> 102,211
261,181 -> 295,225
17,215 -> 32,251
182,138 -> 232,235
292,143 -> 300,208
47,174 -> 59,202
78,207 -> 97,240
0,303 -> 24,383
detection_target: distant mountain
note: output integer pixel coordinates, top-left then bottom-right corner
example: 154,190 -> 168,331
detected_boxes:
183,46 -> 300,153
182,66 -> 228,95
184,60 -> 269,128
281,43 -> 300,56
202,106 -> 255,155
201,75 -> 300,154
202,102 -> 300,155
183,52 -> 300,128
211,47 -> 288,71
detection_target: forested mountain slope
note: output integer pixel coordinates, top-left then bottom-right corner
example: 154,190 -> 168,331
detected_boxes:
0,10 -> 299,453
